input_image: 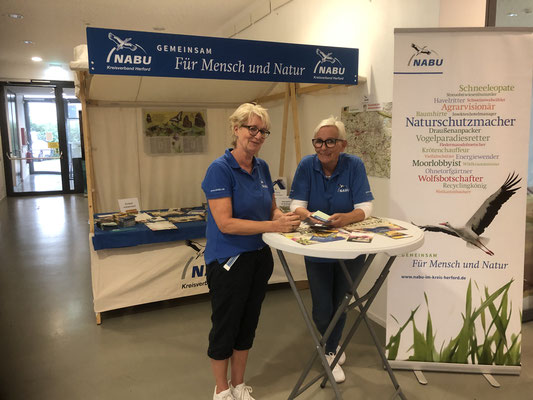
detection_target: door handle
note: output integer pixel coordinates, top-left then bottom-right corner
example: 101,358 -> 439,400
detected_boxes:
6,151 -> 63,161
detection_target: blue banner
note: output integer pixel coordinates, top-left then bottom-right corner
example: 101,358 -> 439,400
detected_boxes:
86,27 -> 358,84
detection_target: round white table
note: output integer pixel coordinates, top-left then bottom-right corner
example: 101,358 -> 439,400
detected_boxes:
263,218 -> 424,400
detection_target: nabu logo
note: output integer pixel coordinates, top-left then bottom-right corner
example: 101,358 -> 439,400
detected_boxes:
337,184 -> 349,193
408,43 -> 443,67
181,241 -> 206,280
106,32 -> 152,65
313,49 -> 345,75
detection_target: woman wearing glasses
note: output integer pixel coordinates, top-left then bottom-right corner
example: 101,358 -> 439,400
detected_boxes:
202,103 -> 300,400
289,116 -> 374,383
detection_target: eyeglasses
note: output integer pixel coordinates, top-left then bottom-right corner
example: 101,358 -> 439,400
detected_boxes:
312,138 -> 343,148
241,125 -> 271,138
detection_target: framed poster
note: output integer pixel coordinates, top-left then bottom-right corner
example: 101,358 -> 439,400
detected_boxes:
143,109 -> 206,154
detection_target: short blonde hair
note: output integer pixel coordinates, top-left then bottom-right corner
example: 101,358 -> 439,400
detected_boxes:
229,103 -> 271,147
313,116 -> 346,140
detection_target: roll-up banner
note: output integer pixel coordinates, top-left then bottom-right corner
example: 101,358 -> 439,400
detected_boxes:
387,28 -> 533,374
86,27 -> 358,85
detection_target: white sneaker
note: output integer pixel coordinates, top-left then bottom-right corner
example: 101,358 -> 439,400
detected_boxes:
325,352 -> 346,383
336,345 -> 346,365
213,386 -> 236,400
231,382 -> 255,400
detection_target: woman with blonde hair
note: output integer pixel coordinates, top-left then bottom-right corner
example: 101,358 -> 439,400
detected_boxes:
202,103 -> 300,400
290,115 -> 374,383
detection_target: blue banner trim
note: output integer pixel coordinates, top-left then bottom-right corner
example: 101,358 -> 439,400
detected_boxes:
87,27 -> 358,85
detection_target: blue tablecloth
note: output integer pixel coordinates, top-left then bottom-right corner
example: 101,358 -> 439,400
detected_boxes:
92,219 -> 206,250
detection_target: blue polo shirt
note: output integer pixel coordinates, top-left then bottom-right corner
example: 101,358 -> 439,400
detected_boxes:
290,153 -> 374,214
290,153 -> 374,263
201,149 -> 274,264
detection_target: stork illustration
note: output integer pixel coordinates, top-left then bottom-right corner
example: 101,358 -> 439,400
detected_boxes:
411,43 -> 432,55
108,33 -> 146,53
316,49 -> 340,64
415,173 -> 521,256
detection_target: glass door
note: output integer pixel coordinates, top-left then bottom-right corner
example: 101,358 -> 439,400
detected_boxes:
63,88 -> 83,192
24,97 -> 62,192
0,82 -> 82,195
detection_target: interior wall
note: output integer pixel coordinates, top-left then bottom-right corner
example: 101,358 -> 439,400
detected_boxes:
223,0 -> 485,325
439,0 -> 486,27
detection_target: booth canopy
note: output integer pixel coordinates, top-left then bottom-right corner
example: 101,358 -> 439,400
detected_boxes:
71,44 -> 290,104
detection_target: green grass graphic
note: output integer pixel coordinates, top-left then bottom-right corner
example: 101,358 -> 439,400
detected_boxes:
386,279 -> 521,365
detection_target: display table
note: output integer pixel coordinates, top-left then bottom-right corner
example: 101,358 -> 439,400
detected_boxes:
92,219 -> 207,250
90,219 -> 307,324
263,218 -> 424,399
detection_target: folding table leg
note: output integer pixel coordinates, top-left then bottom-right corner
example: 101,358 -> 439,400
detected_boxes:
320,255 -> 407,399
276,250 -> 343,399
355,292 -> 407,400
319,255 -> 376,388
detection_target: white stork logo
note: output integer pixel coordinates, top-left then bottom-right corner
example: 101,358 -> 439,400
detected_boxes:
415,173 -> 521,256
106,32 -> 147,63
313,48 -> 344,74
408,42 -> 442,67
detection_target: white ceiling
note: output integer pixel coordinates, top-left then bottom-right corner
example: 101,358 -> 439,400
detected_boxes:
1,0 -> 531,84
0,0 -> 260,82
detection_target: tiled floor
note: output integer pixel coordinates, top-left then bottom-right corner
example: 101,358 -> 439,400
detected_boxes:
1,194 -> 532,399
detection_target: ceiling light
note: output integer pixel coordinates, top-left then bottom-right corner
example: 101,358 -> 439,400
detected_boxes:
31,56 -> 43,62
44,65 -> 70,80
23,40 -> 33,45
507,12 -> 518,17
8,13 -> 24,19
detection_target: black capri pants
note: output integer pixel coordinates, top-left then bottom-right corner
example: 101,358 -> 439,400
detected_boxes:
206,246 -> 274,360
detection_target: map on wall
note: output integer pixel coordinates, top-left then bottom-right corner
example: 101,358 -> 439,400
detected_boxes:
143,110 -> 206,155
341,102 -> 392,178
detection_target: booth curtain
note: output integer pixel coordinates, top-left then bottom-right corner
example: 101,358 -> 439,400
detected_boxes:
88,107 -> 231,212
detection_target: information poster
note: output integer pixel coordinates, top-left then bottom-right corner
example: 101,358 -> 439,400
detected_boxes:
387,29 -> 532,373
342,103 -> 392,178
143,109 -> 206,154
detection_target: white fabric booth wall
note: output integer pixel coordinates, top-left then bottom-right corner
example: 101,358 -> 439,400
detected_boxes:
82,70 -> 281,212
88,106 -> 232,212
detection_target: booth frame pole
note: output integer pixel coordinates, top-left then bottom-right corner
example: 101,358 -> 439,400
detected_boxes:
77,71 -> 101,325
289,83 -> 302,163
278,84 -> 291,176
77,71 -> 96,231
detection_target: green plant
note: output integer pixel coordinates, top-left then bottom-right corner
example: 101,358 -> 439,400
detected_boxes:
386,279 -> 521,366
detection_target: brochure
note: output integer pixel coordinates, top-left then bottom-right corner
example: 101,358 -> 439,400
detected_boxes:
281,229 -> 347,245
310,235 -> 345,243
280,216 -> 410,245
382,230 -> 412,239
344,217 -> 410,238
145,221 -> 178,231
311,210 -> 331,223
347,232 -> 374,243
